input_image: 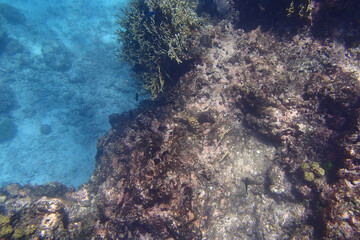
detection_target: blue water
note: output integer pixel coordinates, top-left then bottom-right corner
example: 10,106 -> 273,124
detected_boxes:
0,0 -> 136,187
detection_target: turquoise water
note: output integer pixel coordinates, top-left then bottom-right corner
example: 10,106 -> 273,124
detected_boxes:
0,0 -> 136,187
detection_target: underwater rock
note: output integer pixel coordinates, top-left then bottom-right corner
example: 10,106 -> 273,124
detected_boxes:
0,3 -> 26,24
0,118 -> 17,143
0,83 -> 15,114
35,197 -> 66,238
42,41 -> 72,72
0,183 -> 95,239
40,124 -> 52,135
4,37 -> 24,56
67,69 -> 87,84
0,28 -> 8,53
268,165 -> 292,197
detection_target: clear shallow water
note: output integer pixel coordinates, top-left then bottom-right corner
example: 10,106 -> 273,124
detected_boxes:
0,0 -> 136,187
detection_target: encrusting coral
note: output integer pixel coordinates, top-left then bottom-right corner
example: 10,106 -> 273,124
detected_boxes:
0,215 -> 13,238
117,0 -> 204,99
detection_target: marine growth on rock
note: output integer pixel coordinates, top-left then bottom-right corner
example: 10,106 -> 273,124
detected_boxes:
1,0 -> 360,239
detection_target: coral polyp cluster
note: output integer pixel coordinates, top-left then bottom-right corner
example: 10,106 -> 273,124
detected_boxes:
301,162 -> 325,182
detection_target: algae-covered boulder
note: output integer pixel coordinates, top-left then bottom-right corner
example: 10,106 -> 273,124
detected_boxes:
0,215 -> 13,238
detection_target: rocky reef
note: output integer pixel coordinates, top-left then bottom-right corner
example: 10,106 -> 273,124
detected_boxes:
1,1 -> 360,239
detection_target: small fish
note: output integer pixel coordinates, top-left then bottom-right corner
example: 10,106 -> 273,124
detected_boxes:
136,92 -> 139,102
140,10 -> 157,24
257,3 -> 265,12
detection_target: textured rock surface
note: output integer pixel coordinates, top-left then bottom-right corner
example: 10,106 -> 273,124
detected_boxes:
0,3 -> 26,25
0,83 -> 15,114
42,41 -> 72,72
1,19 -> 360,239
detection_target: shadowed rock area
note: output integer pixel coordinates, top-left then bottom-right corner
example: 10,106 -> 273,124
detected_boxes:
1,6 -> 360,240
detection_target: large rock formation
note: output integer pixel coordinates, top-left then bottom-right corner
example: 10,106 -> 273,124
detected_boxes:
1,18 -> 360,240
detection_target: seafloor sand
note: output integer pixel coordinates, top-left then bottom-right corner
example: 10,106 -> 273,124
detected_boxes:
0,0 -> 137,187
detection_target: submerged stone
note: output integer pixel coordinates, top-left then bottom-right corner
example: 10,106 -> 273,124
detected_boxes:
40,124 -> 52,135
0,3 -> 26,24
0,119 -> 17,143
42,41 -> 72,72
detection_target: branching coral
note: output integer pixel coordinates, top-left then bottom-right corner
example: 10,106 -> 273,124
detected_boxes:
117,0 -> 203,99
286,0 -> 313,21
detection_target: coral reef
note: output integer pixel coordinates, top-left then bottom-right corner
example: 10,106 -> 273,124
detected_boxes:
0,183 -> 96,239
117,0 -> 204,99
0,2 -> 359,239
0,215 -> 12,238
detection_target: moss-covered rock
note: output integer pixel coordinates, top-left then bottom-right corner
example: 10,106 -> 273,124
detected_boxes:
0,215 -> 10,227
0,224 -> 13,238
12,228 -> 25,239
24,224 -> 37,236
0,215 -> 13,238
